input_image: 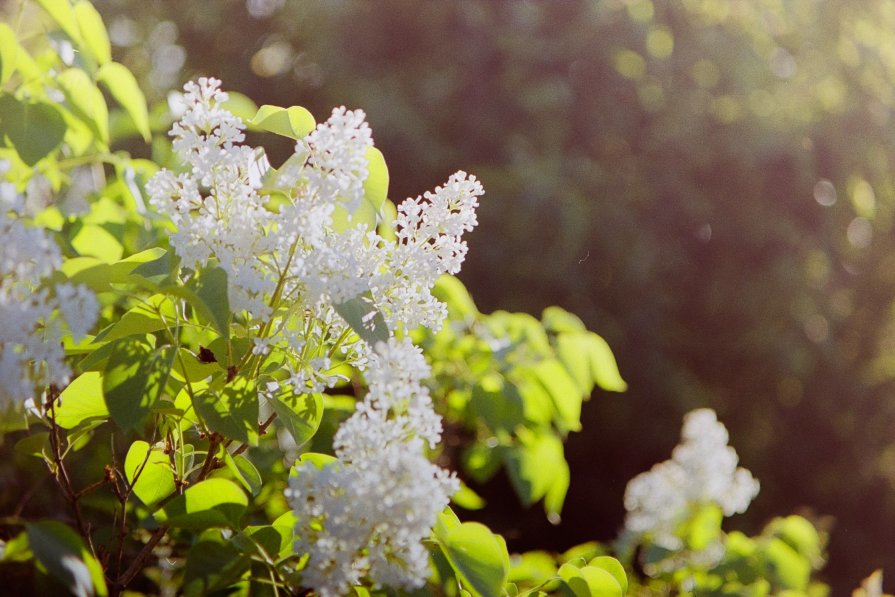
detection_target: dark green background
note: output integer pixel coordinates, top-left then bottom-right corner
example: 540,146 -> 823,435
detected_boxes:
94,0 -> 895,590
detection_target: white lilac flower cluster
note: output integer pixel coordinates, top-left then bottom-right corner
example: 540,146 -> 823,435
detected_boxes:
148,78 -> 482,340
286,338 -> 458,597
623,408 -> 760,551
149,79 -> 479,595
0,180 -> 98,406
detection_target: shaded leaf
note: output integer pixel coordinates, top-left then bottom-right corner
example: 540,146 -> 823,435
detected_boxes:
437,521 -> 510,597
0,95 -> 66,166
268,390 -> 322,447
27,521 -> 107,596
192,377 -> 259,445
334,292 -> 389,345
103,341 -> 174,432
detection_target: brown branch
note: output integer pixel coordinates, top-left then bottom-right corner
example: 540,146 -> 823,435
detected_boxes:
110,525 -> 168,592
231,412 -> 278,457
46,386 -> 97,557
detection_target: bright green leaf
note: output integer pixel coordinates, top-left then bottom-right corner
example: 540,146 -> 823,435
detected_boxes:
559,563 -> 623,597
531,359 -> 584,433
155,478 -> 248,529
56,371 -> 109,430
544,458 -> 570,523
97,62 -> 151,141
504,431 -> 565,507
439,522 -> 510,597
192,377 -> 259,445
542,307 -> 587,334
363,145 -> 389,215
0,95 -> 66,166
221,91 -> 259,122
268,390 -> 323,447
124,440 -> 176,508
34,0 -> 84,46
433,275 -> 479,320
763,537 -> 810,590
688,503 -> 723,551
584,333 -> 627,392
452,481 -> 486,511
71,224 -> 124,263
27,521 -> 108,596
0,23 -> 17,85
74,0 -> 111,65
96,294 -> 176,343
588,557 -> 628,595
58,68 -> 109,145
249,104 -> 315,139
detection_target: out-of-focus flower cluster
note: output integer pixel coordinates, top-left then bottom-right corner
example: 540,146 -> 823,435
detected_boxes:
623,408 -> 760,551
0,178 -> 98,406
286,338 -> 458,597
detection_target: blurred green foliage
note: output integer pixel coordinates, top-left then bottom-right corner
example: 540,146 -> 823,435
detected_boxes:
48,0 -> 895,590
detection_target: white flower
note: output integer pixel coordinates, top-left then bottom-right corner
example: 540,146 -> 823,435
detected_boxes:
287,338 -> 458,596
623,408 -> 760,551
0,192 -> 98,405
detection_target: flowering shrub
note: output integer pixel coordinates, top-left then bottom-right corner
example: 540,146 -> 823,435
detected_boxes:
0,1 -> 888,596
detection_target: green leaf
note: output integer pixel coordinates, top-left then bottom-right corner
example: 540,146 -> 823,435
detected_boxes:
192,266 -> 230,335
363,145 -> 389,215
34,0 -> 84,46
268,390 -> 323,447
0,95 -> 66,166
192,376 -> 259,445
770,515 -> 822,560
249,104 -> 315,139
58,68 -> 109,145
334,292 -> 390,345
438,522 -> 509,597
544,458 -> 570,523
14,432 -> 51,460
542,307 -> 587,334
155,478 -> 248,529
504,431 -> 565,507
223,452 -> 262,497
103,341 -> 174,432
530,359 -> 584,433
687,503 -> 723,551
56,371 -> 109,430
96,294 -> 177,343
584,333 -> 627,392
558,563 -> 622,597
220,91 -> 259,122
27,521 -> 108,596
96,62 -> 151,141
588,557 -> 628,595
71,224 -> 124,263
124,440 -> 176,508
73,0 -> 111,65
763,537 -> 810,590
182,536 -> 250,597
433,275 -> 479,320
0,23 -> 17,85
452,481 -> 486,511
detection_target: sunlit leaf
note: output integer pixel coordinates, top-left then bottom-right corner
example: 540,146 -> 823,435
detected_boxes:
249,104 -> 315,139
437,521 -> 509,597
34,0 -> 84,46
0,23 -> 17,85
155,478 -> 248,529
58,68 -> 109,145
73,0 -> 111,65
56,371 -> 109,430
124,440 -> 176,508
223,452 -> 262,497
97,62 -> 151,141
